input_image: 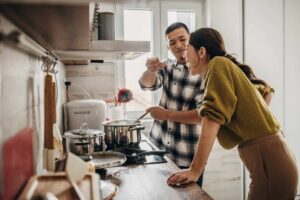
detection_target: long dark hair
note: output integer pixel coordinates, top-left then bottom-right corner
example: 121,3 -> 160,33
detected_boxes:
189,28 -> 268,86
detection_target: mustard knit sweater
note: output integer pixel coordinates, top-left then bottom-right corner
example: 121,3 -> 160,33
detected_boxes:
198,56 -> 280,149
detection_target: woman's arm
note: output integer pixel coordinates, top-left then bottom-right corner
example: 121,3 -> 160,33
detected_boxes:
167,117 -> 219,185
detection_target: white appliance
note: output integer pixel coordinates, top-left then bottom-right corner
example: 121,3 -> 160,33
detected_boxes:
65,99 -> 106,131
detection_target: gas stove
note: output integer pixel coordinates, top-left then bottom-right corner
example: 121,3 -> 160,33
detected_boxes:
114,139 -> 167,165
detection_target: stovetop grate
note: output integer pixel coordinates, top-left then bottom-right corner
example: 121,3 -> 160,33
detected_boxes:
114,140 -> 167,165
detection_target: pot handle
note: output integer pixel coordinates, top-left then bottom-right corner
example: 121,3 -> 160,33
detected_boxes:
129,150 -> 168,162
73,140 -> 90,145
129,125 -> 145,131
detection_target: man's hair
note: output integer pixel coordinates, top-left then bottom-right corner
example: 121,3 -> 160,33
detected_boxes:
165,22 -> 190,36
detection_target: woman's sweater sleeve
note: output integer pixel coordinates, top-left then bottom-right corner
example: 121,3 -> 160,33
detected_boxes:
198,62 -> 237,125
255,84 -> 274,98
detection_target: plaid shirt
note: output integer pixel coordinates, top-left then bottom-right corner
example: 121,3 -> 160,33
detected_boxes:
139,59 -> 203,166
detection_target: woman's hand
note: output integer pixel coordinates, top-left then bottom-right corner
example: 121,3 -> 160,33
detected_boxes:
166,117 -> 219,187
167,167 -> 201,186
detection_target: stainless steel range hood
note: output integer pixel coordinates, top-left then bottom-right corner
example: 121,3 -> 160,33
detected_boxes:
54,40 -> 150,60
0,2 -> 150,61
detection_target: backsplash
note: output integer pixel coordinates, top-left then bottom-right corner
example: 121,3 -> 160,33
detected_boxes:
0,14 -> 66,196
65,62 -> 117,102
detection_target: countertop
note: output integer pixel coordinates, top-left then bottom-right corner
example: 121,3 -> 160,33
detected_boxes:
100,136 -> 213,200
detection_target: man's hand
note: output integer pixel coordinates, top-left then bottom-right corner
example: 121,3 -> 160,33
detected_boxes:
146,57 -> 166,73
146,106 -> 169,121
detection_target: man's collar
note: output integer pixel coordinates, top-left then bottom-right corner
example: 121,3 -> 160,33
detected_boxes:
174,62 -> 188,69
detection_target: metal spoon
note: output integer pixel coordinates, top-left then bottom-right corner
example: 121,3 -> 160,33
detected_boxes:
133,111 -> 149,123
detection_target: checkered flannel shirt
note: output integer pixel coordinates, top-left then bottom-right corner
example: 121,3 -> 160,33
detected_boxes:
139,59 -> 203,167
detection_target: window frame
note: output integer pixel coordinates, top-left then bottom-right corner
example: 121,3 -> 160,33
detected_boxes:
115,0 -> 205,118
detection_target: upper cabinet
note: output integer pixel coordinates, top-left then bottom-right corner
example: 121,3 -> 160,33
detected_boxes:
0,1 -> 150,61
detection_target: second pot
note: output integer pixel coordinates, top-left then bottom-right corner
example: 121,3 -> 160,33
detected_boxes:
63,129 -> 106,155
103,119 -> 145,149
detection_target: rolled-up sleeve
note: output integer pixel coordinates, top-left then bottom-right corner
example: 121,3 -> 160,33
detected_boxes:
139,70 -> 164,91
198,63 -> 237,125
255,84 -> 274,98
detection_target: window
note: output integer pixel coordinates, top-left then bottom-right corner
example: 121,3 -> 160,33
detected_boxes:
167,10 -> 195,59
116,0 -> 203,117
123,9 -> 153,112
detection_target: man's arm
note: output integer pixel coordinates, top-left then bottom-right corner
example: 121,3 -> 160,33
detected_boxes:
139,70 -> 158,88
147,107 -> 202,125
139,57 -> 166,88
167,109 -> 202,124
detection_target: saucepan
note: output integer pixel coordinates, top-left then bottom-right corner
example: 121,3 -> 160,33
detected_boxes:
103,119 -> 145,149
63,128 -> 106,155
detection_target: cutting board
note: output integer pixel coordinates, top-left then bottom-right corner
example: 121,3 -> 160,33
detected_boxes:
18,172 -> 101,200
2,127 -> 34,200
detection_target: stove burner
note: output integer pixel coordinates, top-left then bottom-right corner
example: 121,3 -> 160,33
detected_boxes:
114,140 -> 167,165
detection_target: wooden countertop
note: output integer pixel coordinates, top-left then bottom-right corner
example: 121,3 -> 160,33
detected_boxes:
101,136 -> 213,200
103,160 -> 212,200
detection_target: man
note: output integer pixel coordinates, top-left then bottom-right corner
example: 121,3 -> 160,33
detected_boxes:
139,22 -> 204,186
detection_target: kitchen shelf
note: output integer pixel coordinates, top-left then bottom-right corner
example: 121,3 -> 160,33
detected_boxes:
55,40 -> 150,60
0,2 -> 150,61
0,0 -> 94,5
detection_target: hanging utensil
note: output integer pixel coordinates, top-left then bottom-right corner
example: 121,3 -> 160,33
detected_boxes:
44,74 -> 54,149
43,73 -> 55,171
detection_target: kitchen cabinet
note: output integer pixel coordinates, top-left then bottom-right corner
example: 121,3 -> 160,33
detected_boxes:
0,1 -> 150,61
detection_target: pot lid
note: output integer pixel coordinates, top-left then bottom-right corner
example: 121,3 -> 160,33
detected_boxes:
102,119 -> 140,126
63,129 -> 104,139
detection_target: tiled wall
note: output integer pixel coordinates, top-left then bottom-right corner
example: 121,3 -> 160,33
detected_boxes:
0,15 -> 66,195
65,62 -> 116,102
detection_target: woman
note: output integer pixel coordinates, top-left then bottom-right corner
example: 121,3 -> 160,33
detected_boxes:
167,28 -> 298,200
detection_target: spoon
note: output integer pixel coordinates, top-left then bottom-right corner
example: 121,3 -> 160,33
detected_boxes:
133,111 -> 149,123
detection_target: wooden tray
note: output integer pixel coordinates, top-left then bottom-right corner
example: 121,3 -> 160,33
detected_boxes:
18,172 -> 100,200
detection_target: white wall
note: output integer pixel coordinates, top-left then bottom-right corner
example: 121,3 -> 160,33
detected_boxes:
208,0 -> 243,58
0,14 -> 67,195
284,0 -> 300,194
244,0 -> 284,124
244,0 -> 300,196
65,62 -> 116,102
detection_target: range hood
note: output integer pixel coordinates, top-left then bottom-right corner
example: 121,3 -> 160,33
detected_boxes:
54,40 -> 150,60
0,2 -> 150,61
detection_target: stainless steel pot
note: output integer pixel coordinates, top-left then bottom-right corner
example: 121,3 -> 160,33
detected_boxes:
63,128 -> 106,155
103,119 -> 145,149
